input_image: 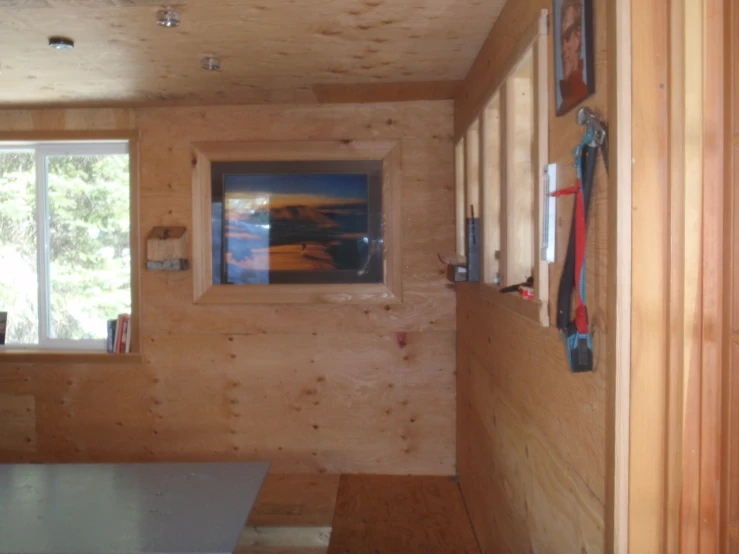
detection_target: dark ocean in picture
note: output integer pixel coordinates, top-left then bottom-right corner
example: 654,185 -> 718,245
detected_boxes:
215,173 -> 370,284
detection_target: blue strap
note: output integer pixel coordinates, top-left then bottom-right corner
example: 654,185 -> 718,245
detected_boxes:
573,130 -> 593,338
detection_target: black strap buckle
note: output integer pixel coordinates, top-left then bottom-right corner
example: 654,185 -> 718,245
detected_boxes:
566,323 -> 594,373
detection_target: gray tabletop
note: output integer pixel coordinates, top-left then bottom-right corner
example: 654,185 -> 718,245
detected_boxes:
0,462 -> 270,554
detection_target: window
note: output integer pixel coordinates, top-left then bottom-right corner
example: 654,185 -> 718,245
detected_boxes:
0,141 -> 131,350
454,10 -> 550,326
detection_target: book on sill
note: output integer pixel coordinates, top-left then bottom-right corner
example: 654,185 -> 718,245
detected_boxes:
107,314 -> 131,354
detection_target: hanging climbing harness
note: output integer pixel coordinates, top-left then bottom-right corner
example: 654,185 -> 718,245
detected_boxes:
553,107 -> 608,373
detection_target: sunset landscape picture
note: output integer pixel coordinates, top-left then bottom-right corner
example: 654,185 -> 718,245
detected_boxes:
217,173 -> 372,284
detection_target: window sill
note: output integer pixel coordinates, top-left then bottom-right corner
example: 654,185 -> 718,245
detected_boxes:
0,350 -> 144,365
194,282 -> 401,305
471,282 -> 550,327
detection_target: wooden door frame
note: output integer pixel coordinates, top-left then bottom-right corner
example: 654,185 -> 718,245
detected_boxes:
608,0 -> 726,552
605,0 -> 631,551
721,0 -> 737,551
607,0 -> 730,554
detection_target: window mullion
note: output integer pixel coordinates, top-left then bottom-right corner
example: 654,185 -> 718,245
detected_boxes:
34,148 -> 51,344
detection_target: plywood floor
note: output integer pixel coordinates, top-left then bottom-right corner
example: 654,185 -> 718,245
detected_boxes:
242,474 -> 480,554
327,475 -> 480,554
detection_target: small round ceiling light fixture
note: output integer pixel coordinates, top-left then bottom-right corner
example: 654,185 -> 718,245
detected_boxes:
156,8 -> 180,28
48,36 -> 75,50
200,56 -> 221,71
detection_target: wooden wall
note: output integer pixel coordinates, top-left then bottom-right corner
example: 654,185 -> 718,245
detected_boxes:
455,0 -> 609,552
0,101 -> 457,475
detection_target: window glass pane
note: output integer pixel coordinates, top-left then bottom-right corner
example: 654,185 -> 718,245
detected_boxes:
454,139 -> 466,257
221,174 -> 372,284
210,161 -> 383,286
482,93 -> 501,285
507,48 -> 536,285
46,153 -> 130,340
0,151 -> 38,344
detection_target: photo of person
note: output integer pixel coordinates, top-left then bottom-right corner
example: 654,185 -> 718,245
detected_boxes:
553,0 -> 595,116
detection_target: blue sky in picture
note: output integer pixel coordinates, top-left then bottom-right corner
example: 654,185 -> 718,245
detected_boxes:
224,173 -> 367,205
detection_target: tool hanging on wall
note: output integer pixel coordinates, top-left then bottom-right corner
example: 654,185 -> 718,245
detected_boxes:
466,204 -> 480,282
552,107 -> 608,373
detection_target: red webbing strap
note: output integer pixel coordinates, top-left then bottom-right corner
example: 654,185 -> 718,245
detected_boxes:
551,179 -> 589,334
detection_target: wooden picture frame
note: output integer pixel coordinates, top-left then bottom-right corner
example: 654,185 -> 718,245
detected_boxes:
191,139 -> 402,305
553,0 -> 595,116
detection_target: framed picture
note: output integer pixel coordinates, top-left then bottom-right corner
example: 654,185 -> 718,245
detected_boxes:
210,160 -> 383,286
553,0 -> 595,116
191,139 -> 403,305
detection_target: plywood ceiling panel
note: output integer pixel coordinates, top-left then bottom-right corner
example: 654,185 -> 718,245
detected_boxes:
0,0 -> 506,106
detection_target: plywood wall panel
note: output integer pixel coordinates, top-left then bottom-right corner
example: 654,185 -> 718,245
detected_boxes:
454,0 -> 609,551
459,288 -> 607,503
457,340 -> 605,554
0,109 -> 136,131
142,332 -> 455,473
0,394 -> 36,453
0,101 -> 456,475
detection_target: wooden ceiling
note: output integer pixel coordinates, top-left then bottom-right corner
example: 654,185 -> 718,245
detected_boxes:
0,0 -> 507,107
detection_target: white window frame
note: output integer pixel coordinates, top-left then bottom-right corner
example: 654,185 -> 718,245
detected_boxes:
0,140 -> 130,351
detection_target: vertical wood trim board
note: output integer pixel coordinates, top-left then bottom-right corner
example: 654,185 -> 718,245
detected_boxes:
629,0 -> 670,551
533,31 -> 549,315
723,1 -> 739,552
697,0 -> 726,551
605,0 -> 632,550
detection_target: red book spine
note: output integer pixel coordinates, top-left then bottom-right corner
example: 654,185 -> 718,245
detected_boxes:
114,315 -> 125,353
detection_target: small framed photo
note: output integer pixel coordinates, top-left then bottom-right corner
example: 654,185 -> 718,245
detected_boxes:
553,0 -> 595,116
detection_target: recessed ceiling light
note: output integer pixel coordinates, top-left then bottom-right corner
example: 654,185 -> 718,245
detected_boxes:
156,9 -> 180,28
201,56 -> 220,71
48,36 -> 74,50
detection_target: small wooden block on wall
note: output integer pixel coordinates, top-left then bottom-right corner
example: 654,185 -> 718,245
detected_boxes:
146,226 -> 189,271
